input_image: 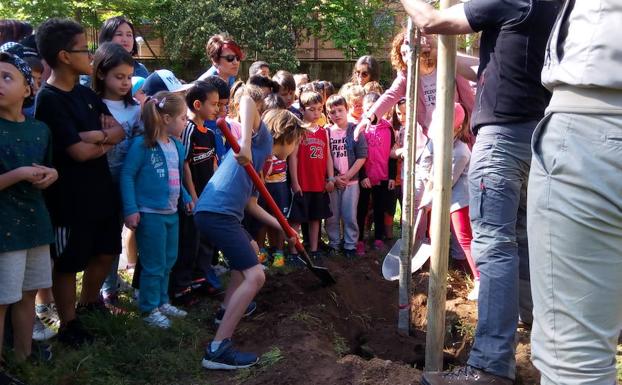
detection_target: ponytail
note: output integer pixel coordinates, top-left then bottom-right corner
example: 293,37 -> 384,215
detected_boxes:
142,91 -> 186,147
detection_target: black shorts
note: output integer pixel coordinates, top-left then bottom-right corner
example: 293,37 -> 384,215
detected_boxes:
51,215 -> 122,273
288,191 -> 332,223
259,182 -> 291,217
194,211 -> 258,271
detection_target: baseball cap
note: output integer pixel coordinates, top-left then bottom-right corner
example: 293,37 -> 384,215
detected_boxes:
142,69 -> 193,97
131,76 -> 145,97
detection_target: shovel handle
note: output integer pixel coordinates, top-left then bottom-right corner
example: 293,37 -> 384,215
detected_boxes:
216,119 -> 300,247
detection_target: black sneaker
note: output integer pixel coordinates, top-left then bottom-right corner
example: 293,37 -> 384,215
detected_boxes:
76,300 -> 110,318
327,248 -> 340,257
0,370 -> 27,385
201,339 -> 258,370
28,341 -> 53,363
214,301 -> 257,325
286,254 -> 305,268
57,319 -> 94,348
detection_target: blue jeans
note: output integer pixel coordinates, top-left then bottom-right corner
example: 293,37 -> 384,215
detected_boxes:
466,123 -> 536,380
135,212 -> 179,313
528,113 -> 622,385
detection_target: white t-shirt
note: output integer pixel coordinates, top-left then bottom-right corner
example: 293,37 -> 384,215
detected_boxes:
420,71 -> 437,129
103,99 -> 142,179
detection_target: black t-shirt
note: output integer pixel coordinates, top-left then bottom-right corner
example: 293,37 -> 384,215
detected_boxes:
34,83 -> 119,225
464,0 -> 562,131
182,121 -> 217,195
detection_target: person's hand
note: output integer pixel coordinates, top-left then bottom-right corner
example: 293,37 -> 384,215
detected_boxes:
17,166 -> 45,184
185,201 -> 195,214
361,178 -> 372,189
354,118 -> 371,140
325,181 -> 335,193
335,175 -> 348,189
31,164 -> 58,189
291,182 -> 302,196
101,113 -> 122,132
124,213 -> 141,231
388,179 -> 396,191
79,130 -> 104,144
234,145 -> 252,166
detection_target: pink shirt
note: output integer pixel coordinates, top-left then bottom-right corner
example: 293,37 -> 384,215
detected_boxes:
364,119 -> 393,185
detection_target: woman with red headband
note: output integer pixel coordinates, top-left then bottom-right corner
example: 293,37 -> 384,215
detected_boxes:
198,34 -> 244,89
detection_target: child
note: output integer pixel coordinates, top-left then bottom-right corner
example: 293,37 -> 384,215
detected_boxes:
194,98 -> 306,369
340,83 -> 365,124
120,91 -> 192,328
356,92 -> 396,254
170,81 -> 220,301
91,42 -> 143,307
201,75 -> 231,164
288,91 -> 334,259
387,98 -> 407,240
273,70 -> 302,119
34,18 -> 126,346
0,52 -> 57,378
325,95 -> 367,257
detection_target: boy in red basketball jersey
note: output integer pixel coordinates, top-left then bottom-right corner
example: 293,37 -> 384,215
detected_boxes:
288,91 -> 334,260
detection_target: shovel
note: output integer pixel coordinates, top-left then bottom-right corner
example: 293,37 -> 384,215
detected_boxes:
382,205 -> 431,281
216,118 -> 337,286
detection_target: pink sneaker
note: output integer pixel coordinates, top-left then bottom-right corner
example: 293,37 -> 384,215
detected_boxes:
373,239 -> 385,250
355,241 -> 366,256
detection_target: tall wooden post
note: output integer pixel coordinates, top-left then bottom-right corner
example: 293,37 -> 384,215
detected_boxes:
398,18 -> 421,335
424,0 -> 457,371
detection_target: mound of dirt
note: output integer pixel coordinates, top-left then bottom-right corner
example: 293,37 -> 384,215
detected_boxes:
207,248 -> 539,385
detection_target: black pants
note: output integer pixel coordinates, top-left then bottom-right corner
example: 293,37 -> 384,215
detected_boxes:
169,211 -> 214,293
357,181 -> 391,241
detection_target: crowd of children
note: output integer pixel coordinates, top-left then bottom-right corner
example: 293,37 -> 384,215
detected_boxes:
0,15 -> 481,383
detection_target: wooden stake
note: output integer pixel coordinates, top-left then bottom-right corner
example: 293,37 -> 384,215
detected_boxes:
398,18 -> 421,335
424,0 -> 457,371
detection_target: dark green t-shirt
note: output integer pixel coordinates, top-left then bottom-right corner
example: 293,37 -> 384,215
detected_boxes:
0,117 -> 54,252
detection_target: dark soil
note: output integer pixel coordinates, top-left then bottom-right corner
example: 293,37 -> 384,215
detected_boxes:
206,246 -> 539,385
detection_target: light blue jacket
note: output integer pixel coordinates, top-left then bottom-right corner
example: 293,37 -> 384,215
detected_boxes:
120,135 -> 191,217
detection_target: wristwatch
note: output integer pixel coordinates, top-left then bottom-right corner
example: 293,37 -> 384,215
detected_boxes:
327,177 -> 336,183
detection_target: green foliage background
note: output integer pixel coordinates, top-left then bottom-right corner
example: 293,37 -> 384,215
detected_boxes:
0,0 -> 397,72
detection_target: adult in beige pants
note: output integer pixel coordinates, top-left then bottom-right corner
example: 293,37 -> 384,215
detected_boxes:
528,1 -> 622,384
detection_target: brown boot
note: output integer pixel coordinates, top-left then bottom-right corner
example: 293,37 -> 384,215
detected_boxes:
421,366 -> 513,385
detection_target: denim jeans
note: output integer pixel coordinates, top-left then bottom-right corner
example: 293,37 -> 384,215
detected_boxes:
466,123 -> 536,380
326,183 -> 360,250
528,113 -> 622,385
135,212 -> 179,313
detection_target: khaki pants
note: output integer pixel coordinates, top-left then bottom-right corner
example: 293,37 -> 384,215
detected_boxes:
528,112 -> 622,385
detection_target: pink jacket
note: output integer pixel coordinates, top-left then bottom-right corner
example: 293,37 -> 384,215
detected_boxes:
369,70 -> 475,132
364,119 -> 394,185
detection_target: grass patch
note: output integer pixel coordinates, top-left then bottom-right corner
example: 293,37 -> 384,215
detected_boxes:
10,296 -> 217,385
234,346 -> 284,384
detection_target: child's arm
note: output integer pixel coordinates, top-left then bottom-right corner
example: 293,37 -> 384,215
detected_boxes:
183,161 -> 198,202
289,143 -> 301,194
325,130 -> 335,192
246,196 -> 281,230
119,139 -> 143,229
236,95 -> 261,166
0,166 -> 47,190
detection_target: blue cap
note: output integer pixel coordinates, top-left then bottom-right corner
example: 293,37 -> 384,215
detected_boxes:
131,76 -> 145,97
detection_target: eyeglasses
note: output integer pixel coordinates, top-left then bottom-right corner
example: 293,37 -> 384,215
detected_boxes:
220,54 -> 240,63
355,70 -> 369,78
66,48 -> 94,56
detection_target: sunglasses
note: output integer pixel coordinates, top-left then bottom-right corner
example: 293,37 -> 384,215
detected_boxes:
355,70 -> 369,78
220,54 -> 241,63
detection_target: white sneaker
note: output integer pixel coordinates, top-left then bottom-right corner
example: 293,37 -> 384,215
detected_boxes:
143,309 -> 171,328
467,280 -> 480,301
159,303 -> 187,318
32,317 -> 57,341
